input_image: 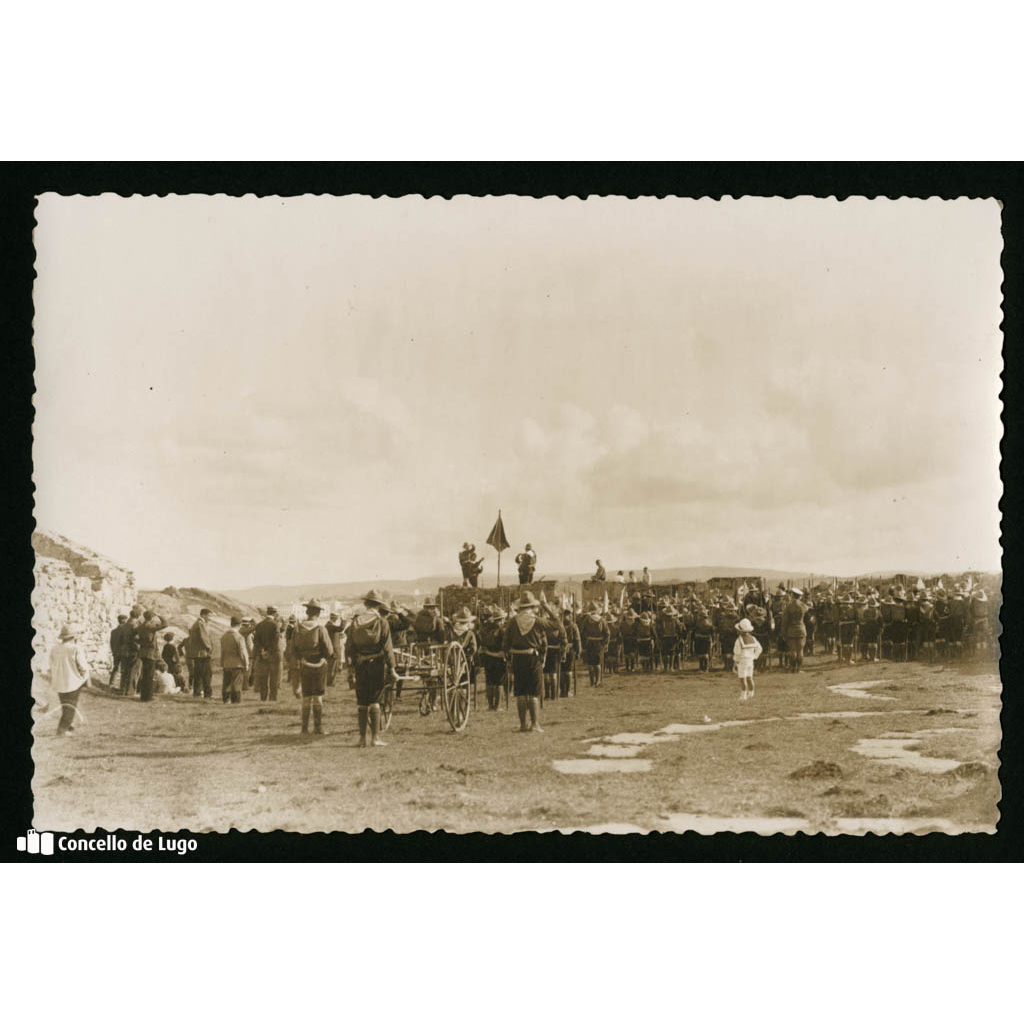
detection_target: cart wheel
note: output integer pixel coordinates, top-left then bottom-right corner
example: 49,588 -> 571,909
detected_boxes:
381,686 -> 394,730
442,642 -> 471,732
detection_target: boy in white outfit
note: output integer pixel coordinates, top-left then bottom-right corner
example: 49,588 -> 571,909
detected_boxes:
733,618 -> 763,701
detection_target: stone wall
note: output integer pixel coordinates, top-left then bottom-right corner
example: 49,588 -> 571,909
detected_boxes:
32,531 -> 137,682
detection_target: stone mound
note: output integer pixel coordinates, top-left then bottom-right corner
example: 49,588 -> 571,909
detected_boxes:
789,761 -> 843,780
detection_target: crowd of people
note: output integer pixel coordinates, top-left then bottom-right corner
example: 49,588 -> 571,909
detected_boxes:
44,569 -> 997,742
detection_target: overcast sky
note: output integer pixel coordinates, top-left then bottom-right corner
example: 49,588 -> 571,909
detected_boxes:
33,195 -> 1002,590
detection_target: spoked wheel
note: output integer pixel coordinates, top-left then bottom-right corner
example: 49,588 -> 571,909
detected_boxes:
442,641 -> 471,732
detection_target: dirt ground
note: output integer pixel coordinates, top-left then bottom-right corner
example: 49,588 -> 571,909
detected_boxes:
31,651 -> 1001,835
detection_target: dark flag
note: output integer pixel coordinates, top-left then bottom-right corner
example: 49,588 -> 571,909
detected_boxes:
487,510 -> 510,586
486,511 -> 510,553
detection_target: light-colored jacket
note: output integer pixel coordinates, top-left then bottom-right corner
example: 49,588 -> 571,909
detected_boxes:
220,628 -> 249,670
733,635 -> 763,673
49,640 -> 90,694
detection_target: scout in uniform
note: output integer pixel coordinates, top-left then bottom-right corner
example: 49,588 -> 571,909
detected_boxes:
580,601 -> 610,686
478,604 -> 508,710
539,600 -> 566,701
782,588 -> 808,672
502,591 -> 548,733
291,600 -> 333,735
560,607 -> 581,697
634,610 -> 657,672
345,589 -> 396,747
451,607 -> 479,691
656,601 -> 679,672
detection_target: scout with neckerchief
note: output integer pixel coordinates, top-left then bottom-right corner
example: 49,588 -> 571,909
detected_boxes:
502,591 -> 548,733
345,588 -> 397,748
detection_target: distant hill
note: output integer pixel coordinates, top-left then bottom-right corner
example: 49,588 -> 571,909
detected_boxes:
222,566 -> 824,607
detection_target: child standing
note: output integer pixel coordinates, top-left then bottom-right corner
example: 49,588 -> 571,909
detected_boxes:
733,618 -> 763,701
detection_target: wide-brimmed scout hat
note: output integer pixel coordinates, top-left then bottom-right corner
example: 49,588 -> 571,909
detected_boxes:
362,589 -> 387,608
735,618 -> 754,633
515,591 -> 540,610
790,587 -> 804,597
423,597 -> 437,609
265,605 -> 278,616
59,623 -> 79,640
305,599 -> 324,614
586,601 -> 602,614
452,607 -> 476,624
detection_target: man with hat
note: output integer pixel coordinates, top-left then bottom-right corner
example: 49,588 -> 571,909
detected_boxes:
292,600 -> 333,736
345,589 -> 397,747
656,601 -> 679,672
858,595 -> 882,663
502,591 -> 548,732
252,606 -> 283,702
836,594 -> 857,665
579,600 -> 610,686
50,623 -> 90,736
188,608 -> 214,699
413,598 -> 446,645
478,604 -> 508,710
715,596 -> 740,673
560,606 -> 581,697
325,612 -> 346,686
538,598 -> 566,701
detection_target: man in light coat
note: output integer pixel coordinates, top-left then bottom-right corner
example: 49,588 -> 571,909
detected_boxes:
49,623 -> 91,736
220,615 -> 249,704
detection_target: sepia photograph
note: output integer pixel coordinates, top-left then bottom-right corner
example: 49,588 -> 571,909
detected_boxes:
29,192 -> 1003,837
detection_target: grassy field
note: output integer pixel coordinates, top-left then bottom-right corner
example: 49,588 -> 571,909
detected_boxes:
31,651 -> 1001,835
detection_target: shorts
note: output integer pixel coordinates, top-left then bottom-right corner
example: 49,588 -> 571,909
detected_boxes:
299,662 -> 327,698
582,639 -> 605,666
354,658 -> 387,706
481,652 -> 507,688
543,647 -> 561,673
510,652 -> 541,697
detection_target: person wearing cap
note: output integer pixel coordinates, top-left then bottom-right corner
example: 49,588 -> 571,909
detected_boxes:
253,606 -> 283,702
49,623 -> 91,736
292,601 -> 333,735
478,605 -> 509,710
136,609 -> 169,702
579,601 -> 610,686
187,608 -> 214,698
782,589 -> 809,673
502,591 -> 548,732
219,616 -> 249,705
346,589 -> 397,747
733,619 -> 763,701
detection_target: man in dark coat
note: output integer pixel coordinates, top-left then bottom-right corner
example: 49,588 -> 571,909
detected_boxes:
108,614 -> 128,687
560,607 -> 581,697
503,591 -> 548,732
188,608 -> 214,698
346,589 -> 396,747
135,609 -> 168,702
252,606 -> 283,702
515,544 -> 536,584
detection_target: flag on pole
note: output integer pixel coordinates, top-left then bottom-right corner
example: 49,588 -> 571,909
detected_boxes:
603,592 -> 609,614
486,512 -> 510,552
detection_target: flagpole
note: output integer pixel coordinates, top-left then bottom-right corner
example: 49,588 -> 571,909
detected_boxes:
497,509 -> 501,588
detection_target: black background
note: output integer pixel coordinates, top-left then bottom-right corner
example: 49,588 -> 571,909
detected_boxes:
1,162 -> 1018,862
